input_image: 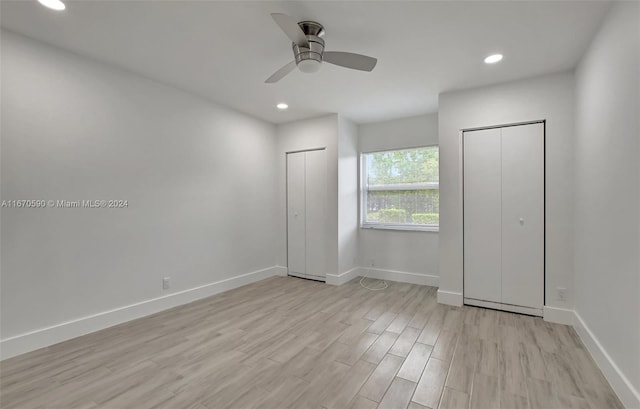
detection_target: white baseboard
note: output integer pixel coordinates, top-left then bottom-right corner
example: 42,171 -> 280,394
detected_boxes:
359,267 -> 439,287
543,306 -> 575,325
573,311 -> 640,409
437,290 -> 463,306
327,267 -> 438,287
326,267 -> 360,286
0,265 -> 285,361
272,265 -> 288,276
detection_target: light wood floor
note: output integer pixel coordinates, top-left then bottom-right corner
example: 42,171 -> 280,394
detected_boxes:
0,277 -> 623,409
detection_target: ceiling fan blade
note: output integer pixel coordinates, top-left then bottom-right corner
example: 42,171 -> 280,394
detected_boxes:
271,13 -> 309,48
323,51 -> 377,72
265,60 -> 297,83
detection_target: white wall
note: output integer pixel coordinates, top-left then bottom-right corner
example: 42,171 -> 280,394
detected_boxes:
574,2 -> 640,406
338,116 -> 359,275
0,31 -> 279,355
275,115 -> 339,276
438,72 -> 575,309
358,114 -> 439,280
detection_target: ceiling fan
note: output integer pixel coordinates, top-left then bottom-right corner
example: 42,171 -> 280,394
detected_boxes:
265,13 -> 378,83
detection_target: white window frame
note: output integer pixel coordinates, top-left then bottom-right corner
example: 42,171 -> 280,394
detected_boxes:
360,146 -> 439,232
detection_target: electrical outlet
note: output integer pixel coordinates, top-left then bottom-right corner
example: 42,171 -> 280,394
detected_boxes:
557,287 -> 567,302
162,277 -> 171,290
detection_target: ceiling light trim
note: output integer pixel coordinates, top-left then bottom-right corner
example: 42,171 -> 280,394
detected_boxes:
37,0 -> 66,11
484,54 -> 503,64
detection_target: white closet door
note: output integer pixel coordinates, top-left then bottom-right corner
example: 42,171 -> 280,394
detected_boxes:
464,128 -> 502,303
287,152 -> 306,276
501,124 -> 544,309
304,149 -> 327,279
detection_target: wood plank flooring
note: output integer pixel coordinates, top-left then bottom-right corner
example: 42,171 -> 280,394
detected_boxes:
0,277 -> 623,409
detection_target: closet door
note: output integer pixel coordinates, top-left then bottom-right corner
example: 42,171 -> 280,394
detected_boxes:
287,152 -> 306,276
463,128 -> 502,303
464,122 -> 544,315
304,149 -> 327,279
501,124 -> 544,309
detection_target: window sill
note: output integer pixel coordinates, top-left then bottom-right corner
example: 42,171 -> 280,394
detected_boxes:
360,224 -> 439,232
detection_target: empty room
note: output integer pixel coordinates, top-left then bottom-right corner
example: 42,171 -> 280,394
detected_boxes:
1,1 -> 638,408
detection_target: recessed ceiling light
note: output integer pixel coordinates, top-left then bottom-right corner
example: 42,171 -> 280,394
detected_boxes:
484,54 -> 503,64
276,103 -> 288,110
38,0 -> 65,10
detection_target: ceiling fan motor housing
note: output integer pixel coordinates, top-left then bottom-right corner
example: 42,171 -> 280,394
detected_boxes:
292,21 -> 325,72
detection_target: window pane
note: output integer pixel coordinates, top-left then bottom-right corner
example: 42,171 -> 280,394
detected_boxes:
367,146 -> 439,187
363,146 -> 439,227
365,189 -> 439,224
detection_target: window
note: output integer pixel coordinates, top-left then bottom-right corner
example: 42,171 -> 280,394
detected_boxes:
361,146 -> 439,231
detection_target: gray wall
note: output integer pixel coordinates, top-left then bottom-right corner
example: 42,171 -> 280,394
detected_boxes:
574,1 -> 640,404
358,114 -> 439,278
338,116 -> 359,275
1,31 -> 279,339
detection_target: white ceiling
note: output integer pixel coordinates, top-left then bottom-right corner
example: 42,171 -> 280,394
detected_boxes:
0,0 -> 611,124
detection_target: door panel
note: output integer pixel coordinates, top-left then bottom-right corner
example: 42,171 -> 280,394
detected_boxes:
287,152 -> 306,276
463,128 -> 502,303
304,149 -> 327,278
501,123 -> 544,309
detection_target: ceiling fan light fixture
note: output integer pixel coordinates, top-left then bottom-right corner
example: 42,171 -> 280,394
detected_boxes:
484,54 -> 503,64
297,59 -> 321,73
38,0 -> 66,10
